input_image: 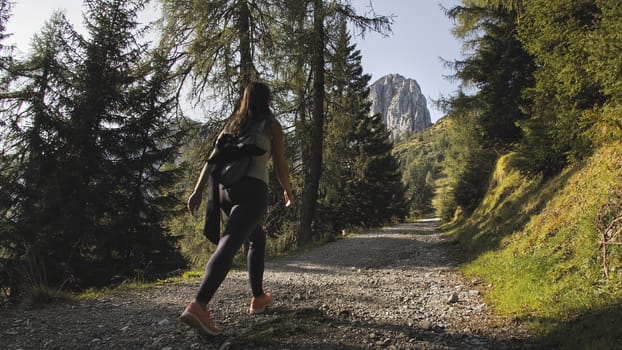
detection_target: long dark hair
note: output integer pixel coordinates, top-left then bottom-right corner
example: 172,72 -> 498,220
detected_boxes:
226,82 -> 272,136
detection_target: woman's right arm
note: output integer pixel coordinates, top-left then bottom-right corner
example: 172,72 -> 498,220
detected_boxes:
271,118 -> 294,206
187,148 -> 216,215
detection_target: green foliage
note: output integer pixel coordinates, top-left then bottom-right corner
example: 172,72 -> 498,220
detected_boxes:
166,118 -> 222,269
0,0 -> 11,75
159,0 -> 277,107
515,0 -> 621,176
1,10 -> 80,300
446,3 -> 534,152
442,111 -> 497,218
442,1 -> 533,217
440,2 -> 622,346
318,17 -> 372,233
315,12 -> 403,231
404,158 -> 434,218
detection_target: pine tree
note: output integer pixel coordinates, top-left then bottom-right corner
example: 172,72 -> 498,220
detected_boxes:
403,153 -> 435,218
259,1 -> 313,249
445,2 -> 534,152
297,0 -> 326,246
295,0 -> 392,245
346,114 -> 406,227
160,0 -> 277,109
0,10 -> 78,295
442,1 -> 533,211
585,1 -> 622,143
515,0 -> 618,176
0,0 -> 11,76
393,122 -> 450,219
0,0 -> 24,297
63,0 -> 185,285
319,15 -> 374,232
0,0 -> 185,294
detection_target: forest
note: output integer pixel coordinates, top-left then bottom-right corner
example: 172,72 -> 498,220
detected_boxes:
0,0 -> 403,302
0,0 -> 620,335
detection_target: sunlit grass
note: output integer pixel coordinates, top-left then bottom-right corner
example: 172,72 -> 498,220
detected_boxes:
75,270 -> 203,301
450,142 -> 622,348
180,270 -> 203,280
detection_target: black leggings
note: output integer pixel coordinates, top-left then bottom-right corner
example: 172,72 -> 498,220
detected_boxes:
196,177 -> 269,303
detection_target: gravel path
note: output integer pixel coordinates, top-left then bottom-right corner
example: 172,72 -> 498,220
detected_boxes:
1,219 -> 535,349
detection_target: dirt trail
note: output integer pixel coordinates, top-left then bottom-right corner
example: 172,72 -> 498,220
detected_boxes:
1,219 -> 535,349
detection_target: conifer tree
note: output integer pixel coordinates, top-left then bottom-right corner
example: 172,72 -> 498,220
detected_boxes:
319,16 -> 375,232
295,0 -> 392,245
159,0 -> 276,109
515,0 -> 617,176
587,1 -> 622,142
297,0 -> 326,246
403,154 -> 435,218
0,0 -> 11,75
258,1 -> 313,248
0,0 -> 25,295
445,2 -> 534,151
346,113 -> 406,227
75,0 -> 185,285
442,1 -> 533,211
0,11 -> 78,294
0,0 -> 185,293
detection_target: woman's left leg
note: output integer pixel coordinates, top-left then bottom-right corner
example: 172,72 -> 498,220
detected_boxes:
195,203 -> 263,304
247,225 -> 267,297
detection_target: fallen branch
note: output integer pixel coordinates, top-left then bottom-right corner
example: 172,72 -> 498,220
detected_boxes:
596,189 -> 622,279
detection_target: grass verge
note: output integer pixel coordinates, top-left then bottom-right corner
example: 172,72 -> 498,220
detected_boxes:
447,142 -> 622,349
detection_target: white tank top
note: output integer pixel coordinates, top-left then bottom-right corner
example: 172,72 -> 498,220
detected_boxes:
245,120 -> 271,184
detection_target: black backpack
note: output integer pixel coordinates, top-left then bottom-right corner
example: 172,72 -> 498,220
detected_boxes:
209,120 -> 266,187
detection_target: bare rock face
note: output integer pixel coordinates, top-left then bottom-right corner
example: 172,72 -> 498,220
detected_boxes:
369,74 -> 432,140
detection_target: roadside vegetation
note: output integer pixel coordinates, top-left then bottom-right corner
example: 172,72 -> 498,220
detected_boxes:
393,1 -> 622,347
443,143 -> 622,348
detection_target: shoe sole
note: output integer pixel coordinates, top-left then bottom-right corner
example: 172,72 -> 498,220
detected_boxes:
180,311 -> 221,336
249,300 -> 274,315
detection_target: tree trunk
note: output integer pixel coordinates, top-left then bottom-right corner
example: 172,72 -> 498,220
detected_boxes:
297,0 -> 324,247
238,0 -> 253,94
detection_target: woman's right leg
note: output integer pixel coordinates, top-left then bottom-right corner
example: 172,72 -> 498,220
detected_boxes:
195,216 -> 246,304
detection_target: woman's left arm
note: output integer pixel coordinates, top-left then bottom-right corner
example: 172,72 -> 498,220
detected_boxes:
271,118 -> 294,206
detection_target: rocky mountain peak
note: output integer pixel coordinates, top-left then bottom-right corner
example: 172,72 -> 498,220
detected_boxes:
368,74 -> 432,140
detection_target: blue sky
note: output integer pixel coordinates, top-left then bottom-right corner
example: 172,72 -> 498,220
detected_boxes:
6,0 -> 463,122
350,0 -> 463,122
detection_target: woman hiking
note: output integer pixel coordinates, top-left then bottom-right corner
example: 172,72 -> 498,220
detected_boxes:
181,81 -> 294,336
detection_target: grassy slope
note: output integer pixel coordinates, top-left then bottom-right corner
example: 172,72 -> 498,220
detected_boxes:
393,119 -> 449,218
446,142 -> 622,349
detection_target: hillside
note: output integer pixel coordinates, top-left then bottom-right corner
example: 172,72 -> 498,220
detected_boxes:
393,119 -> 449,219
446,142 -> 622,348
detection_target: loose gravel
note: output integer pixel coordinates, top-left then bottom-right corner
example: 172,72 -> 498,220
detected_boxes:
1,219 -> 536,349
